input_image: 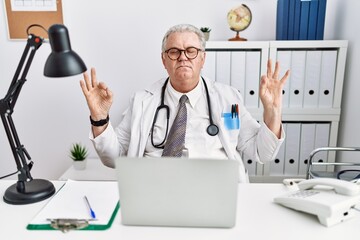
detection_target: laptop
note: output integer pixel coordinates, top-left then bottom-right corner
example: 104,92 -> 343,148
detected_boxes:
115,157 -> 239,228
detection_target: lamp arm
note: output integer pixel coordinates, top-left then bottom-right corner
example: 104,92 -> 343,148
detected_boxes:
0,34 -> 43,185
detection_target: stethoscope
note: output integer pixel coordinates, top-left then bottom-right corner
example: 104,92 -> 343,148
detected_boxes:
151,77 -> 219,149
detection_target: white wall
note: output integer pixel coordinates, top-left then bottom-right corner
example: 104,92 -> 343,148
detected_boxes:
0,0 -> 356,180
334,0 -> 360,160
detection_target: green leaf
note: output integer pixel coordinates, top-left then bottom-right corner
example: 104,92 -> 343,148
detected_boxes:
70,143 -> 88,161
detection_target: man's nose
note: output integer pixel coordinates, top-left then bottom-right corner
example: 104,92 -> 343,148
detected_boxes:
178,50 -> 188,61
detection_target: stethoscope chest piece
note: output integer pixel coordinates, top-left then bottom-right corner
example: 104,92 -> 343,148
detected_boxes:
207,124 -> 219,136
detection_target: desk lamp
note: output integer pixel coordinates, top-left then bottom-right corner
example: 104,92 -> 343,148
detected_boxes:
0,24 -> 87,204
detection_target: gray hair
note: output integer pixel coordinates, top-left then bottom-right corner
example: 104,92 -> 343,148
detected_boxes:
161,24 -> 206,52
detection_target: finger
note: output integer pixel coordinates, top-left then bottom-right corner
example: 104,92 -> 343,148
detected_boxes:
91,67 -> 97,88
259,75 -> 268,96
280,70 -> 290,86
106,87 -> 113,99
273,61 -> 280,80
98,81 -> 108,91
83,71 -> 92,91
79,80 -> 89,96
267,59 -> 273,78
98,81 -> 113,99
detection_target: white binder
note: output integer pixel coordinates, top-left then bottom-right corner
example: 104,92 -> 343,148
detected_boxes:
243,152 -> 257,176
276,50 -> 291,108
298,123 -> 316,175
202,51 -> 216,80
230,51 -> 246,95
215,51 -> 231,85
244,51 -> 261,108
312,123 -> 330,172
319,50 -> 337,108
270,123 -> 287,175
289,51 -> 306,107
284,123 -> 301,176
303,51 -> 322,108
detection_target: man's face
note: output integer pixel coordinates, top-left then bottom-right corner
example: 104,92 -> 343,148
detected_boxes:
162,31 -> 205,92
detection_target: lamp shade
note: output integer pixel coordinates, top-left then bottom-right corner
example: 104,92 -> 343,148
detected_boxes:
44,24 -> 87,77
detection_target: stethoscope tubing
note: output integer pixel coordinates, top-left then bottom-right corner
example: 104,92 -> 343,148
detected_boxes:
150,77 -> 219,149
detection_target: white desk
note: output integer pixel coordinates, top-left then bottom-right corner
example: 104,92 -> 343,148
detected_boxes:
1,180 -> 359,240
59,158 -> 117,181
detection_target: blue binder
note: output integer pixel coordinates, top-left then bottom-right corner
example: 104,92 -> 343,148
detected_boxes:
293,0 -> 302,40
287,0 -> 296,40
316,0 -> 327,40
307,0 -> 319,40
276,0 -> 289,40
299,0 -> 310,40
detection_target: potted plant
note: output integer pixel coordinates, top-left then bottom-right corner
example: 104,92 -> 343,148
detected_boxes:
70,143 -> 88,170
200,27 -> 211,41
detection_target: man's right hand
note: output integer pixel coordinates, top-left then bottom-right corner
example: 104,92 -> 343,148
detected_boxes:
80,68 -> 113,131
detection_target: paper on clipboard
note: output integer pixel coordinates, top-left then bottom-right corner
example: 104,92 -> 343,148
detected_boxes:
27,179 -> 119,230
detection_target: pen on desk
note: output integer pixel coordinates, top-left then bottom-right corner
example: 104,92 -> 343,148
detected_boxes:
231,104 -> 235,118
84,196 -> 96,219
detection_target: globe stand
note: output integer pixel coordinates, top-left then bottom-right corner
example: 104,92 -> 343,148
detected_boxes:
229,31 -> 247,41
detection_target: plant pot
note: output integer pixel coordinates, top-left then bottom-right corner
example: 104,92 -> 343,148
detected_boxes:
203,32 -> 210,41
73,159 -> 87,170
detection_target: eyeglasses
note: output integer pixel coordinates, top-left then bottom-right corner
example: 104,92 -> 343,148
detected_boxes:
164,47 -> 203,61
337,169 -> 360,181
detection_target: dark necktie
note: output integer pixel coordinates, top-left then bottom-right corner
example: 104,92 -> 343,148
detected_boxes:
162,95 -> 188,157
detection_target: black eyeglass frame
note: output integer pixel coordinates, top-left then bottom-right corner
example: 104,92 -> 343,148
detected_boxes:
164,47 -> 204,61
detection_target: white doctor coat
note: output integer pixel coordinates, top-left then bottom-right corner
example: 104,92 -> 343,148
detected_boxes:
90,77 -> 284,183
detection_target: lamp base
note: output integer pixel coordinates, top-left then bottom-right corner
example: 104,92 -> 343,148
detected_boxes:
3,179 -> 55,205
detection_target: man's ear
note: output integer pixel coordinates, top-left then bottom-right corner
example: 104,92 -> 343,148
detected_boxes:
200,51 -> 206,68
161,53 -> 167,69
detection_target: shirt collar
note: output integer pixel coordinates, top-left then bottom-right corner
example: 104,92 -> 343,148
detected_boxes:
167,78 -> 203,108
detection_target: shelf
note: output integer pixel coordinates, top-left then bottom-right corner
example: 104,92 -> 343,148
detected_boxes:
203,40 -> 347,182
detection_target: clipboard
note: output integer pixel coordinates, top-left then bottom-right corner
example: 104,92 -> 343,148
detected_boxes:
27,180 -> 120,231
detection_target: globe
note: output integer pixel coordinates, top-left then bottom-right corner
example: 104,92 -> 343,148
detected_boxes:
227,4 -> 252,41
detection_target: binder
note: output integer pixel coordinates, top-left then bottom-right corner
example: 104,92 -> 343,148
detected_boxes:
303,50 -> 322,108
202,51 -> 216,80
307,0 -> 319,40
318,50 -> 337,108
276,0 -> 289,40
299,0 -> 310,40
316,0 -> 327,40
284,123 -> 301,176
312,123 -> 330,172
244,51 -> 261,108
27,180 -> 119,231
230,51 -> 246,95
216,51 -> 231,85
243,152 -> 257,176
298,123 -> 316,175
289,51 -> 306,107
276,50 -> 292,108
287,0 -> 296,40
293,0 -> 302,40
270,123 -> 287,175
